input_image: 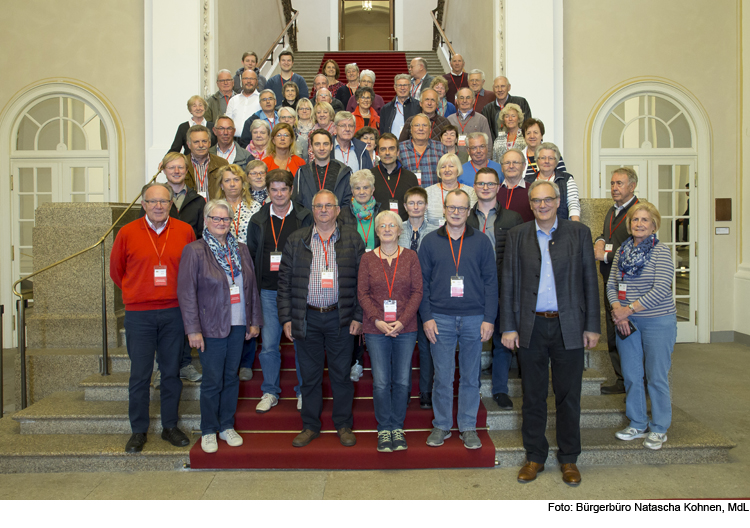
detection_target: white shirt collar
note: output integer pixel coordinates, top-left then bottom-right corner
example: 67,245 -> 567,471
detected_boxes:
502,178 -> 527,189
270,201 -> 294,219
145,215 -> 168,235
614,195 -> 636,212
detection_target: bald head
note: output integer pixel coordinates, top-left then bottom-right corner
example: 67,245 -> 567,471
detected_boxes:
316,88 -> 333,103
450,54 -> 465,75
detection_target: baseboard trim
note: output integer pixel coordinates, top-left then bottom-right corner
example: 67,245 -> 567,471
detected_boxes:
734,332 -> 750,347
710,331 -> 735,343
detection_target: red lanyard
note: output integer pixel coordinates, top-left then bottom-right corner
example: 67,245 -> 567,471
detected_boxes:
396,100 -> 404,115
270,203 -> 290,251
457,112 -> 474,134
378,247 -> 401,299
527,152 -> 539,175
225,252 -> 236,284
481,212 -> 489,233
378,167 -> 401,198
192,160 -> 207,190
232,202 -> 242,238
320,233 -> 333,269
357,216 -> 373,247
609,199 -> 638,239
268,116 -> 276,129
448,228 -> 465,274
473,96 -> 481,112
412,141 -> 427,171
339,144 -> 351,165
222,94 -> 231,106
450,73 -> 465,93
220,143 -> 236,161
507,132 -> 518,148
504,185 -> 516,210
316,163 -> 331,190
144,218 -> 170,265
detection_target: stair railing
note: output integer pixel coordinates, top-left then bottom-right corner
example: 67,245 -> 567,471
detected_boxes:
259,9 -> 299,72
431,10 -> 456,61
11,171 -> 161,410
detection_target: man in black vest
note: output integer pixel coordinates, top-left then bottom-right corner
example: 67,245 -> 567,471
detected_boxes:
594,167 -> 639,395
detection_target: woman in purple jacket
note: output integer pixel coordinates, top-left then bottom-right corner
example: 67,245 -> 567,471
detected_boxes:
177,199 -> 262,454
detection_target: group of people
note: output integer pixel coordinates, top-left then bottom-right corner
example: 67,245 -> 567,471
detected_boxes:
110,50 -> 677,486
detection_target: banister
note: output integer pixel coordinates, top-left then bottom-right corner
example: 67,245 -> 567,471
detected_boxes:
431,11 -> 456,59
259,9 -> 299,67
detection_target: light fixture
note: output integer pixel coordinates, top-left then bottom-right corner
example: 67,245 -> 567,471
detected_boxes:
362,1 -> 372,11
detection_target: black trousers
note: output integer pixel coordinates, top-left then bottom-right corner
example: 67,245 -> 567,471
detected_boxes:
296,308 -> 355,432
517,316 -> 584,465
603,297 -> 624,383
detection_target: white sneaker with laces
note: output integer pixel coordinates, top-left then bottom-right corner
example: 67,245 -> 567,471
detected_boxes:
201,434 -> 218,453
219,429 -> 244,447
615,426 -> 647,441
256,393 -> 279,413
643,432 -> 667,450
350,360 -> 364,382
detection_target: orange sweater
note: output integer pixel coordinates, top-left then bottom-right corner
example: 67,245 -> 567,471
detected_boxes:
262,155 -> 306,177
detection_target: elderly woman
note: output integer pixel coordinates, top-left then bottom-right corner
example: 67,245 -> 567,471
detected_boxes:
339,169 -> 382,251
279,81 -> 300,110
278,106 -> 297,128
425,153 -> 477,227
217,165 -> 260,245
430,77 -> 457,118
177,199 -> 262,454
336,62 -> 360,107
607,201 -> 676,451
521,118 -> 567,179
307,101 -> 336,160
346,70 -> 385,114
169,95 -> 215,155
352,86 -> 380,132
531,142 -> 581,221
358,210 -> 423,452
322,59 -> 345,96
492,103 -> 526,162
295,98 -> 315,160
263,123 -> 305,175
245,119 -> 271,160
355,126 -> 379,166
245,159 -> 269,205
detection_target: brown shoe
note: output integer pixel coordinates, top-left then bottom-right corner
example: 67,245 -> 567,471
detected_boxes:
517,460 -> 545,483
560,463 -> 581,486
337,427 -> 357,447
292,429 -> 319,447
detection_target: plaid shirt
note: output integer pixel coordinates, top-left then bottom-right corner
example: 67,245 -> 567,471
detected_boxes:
307,226 -> 340,308
398,139 -> 448,188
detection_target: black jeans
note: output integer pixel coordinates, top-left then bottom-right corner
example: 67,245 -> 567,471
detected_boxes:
296,308 -> 354,432
517,316 -> 584,464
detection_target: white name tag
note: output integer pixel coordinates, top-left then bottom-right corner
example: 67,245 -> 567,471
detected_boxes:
618,283 -> 627,301
458,135 -> 467,147
414,172 -> 422,185
390,200 -> 399,213
451,276 -> 464,297
384,300 -> 397,322
321,270 -> 334,289
270,251 -> 282,271
154,266 -> 167,287
605,243 -> 614,253
197,191 -> 207,200
230,284 -> 241,304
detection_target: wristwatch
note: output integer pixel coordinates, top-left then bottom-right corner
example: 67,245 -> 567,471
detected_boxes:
627,303 -> 636,313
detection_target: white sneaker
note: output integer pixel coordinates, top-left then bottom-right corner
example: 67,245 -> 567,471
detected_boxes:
297,394 -> 302,412
615,426 -> 647,441
201,434 -> 218,453
350,360 -> 363,382
643,432 -> 667,450
179,364 -> 202,382
256,393 -> 278,413
152,370 -> 161,390
219,428 -> 244,447
239,367 -> 253,381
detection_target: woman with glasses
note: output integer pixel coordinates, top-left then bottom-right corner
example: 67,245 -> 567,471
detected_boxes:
358,210 -> 423,452
531,142 -> 581,221
245,120 -> 272,161
430,77 -> 456,118
491,103 -> 526,163
352,87 -> 380,132
217,165 -> 260,245
263,123 -> 305,176
520,118 -> 567,180
295,98 -> 315,161
169,95 -> 215,155
425,153 -> 477,227
177,199 -> 262,453
245,160 -> 269,205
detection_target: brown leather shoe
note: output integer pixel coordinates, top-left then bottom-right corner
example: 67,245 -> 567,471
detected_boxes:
337,427 -> 357,447
292,429 -> 319,447
517,461 -> 545,483
560,463 -> 581,486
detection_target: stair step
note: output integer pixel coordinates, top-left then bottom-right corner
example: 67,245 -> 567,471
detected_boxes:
80,372 -> 201,402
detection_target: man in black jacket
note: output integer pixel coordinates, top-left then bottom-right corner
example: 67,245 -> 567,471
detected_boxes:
277,189 -> 365,448
466,167 -> 522,411
293,129 -> 353,211
482,76 -> 533,138
380,74 -> 421,137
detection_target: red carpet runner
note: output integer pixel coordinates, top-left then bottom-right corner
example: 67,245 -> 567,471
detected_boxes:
189,342 -> 495,470
320,52 -> 408,102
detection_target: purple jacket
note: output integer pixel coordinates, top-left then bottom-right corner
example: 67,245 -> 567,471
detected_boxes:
177,239 -> 263,338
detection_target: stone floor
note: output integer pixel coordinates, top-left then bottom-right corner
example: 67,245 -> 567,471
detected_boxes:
0,342 -> 747,500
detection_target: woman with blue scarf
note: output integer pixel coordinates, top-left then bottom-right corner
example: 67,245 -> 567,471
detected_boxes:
177,199 -> 263,454
606,201 -> 676,450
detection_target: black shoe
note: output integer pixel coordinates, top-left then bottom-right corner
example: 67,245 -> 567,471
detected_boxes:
493,393 -> 513,410
419,392 -> 432,409
161,427 -> 190,447
125,433 -> 147,453
601,382 -> 626,395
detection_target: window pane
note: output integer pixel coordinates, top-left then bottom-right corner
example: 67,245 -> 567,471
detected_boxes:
88,194 -> 104,203
651,119 -> 671,148
671,113 -> 692,148
658,165 -> 672,189
19,195 -> 35,220
37,194 -> 52,207
62,121 -> 87,150
27,98 -> 60,126
19,250 -> 33,276
89,167 -> 104,193
37,168 -> 52,192
16,116 -> 39,150
72,194 -> 86,203
659,223 -> 674,244
602,115 -> 624,148
659,192 -> 673,216
71,167 -> 86,192
654,97 -> 680,123
38,122 -> 61,150
19,168 -> 34,192
20,221 -> 33,246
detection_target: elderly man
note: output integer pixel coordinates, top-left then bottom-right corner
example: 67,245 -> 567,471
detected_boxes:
266,50 -> 310,102
277,189 -> 365,447
345,70 -> 385,114
314,85 -> 344,113
398,89 -> 451,142
409,57 -> 434,98
497,149 -> 534,223
205,70 -> 236,123
459,132 -> 503,186
443,53 -> 469,104
110,183 -> 196,453
209,115 -> 254,170
333,111 -> 373,172
294,129 -> 353,210
482,76 -> 533,137
467,69 -> 496,112
371,133 -> 419,219
380,74 -> 421,137
501,180 -> 600,487
594,167 -> 639,395
226,69 -> 261,140
419,189 -> 498,449
448,88 -> 494,158
398,113 -> 448,188
239,89 -> 279,148
184,125 -> 228,200
232,51 -> 267,93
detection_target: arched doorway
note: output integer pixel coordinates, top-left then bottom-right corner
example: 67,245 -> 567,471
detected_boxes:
590,81 -> 711,343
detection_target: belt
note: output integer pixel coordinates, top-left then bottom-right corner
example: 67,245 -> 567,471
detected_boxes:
307,304 -> 338,313
535,311 -> 559,318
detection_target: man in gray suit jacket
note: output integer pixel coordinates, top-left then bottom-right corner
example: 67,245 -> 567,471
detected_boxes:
501,180 -> 600,487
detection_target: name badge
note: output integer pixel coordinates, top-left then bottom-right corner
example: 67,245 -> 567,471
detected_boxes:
605,243 -> 614,253
618,283 -> 627,301
230,284 -> 241,304
458,134 -> 467,147
414,171 -> 422,186
321,270 -> 334,289
390,200 -> 399,213
154,265 -> 167,287
197,191 -> 207,200
270,251 -> 282,271
365,248 -> 373,252
451,275 -> 464,297
384,300 -> 397,322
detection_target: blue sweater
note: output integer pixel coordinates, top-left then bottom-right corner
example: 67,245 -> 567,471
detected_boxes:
418,225 -> 498,323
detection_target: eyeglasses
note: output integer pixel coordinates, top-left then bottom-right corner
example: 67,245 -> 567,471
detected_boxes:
312,203 -> 337,210
337,123 -> 355,129
218,79 -> 233,84
412,123 -> 430,129
378,223 -> 398,229
395,83 -> 410,89
538,156 -> 556,162
275,133 -> 291,139
144,199 -> 171,206
207,215 -> 232,223
502,160 -> 523,167
530,197 -> 557,206
468,145 -> 487,151
475,182 -> 498,189
214,127 -> 234,132
444,205 -> 469,213
260,97 -> 275,102
406,201 -> 426,207
247,170 -> 266,177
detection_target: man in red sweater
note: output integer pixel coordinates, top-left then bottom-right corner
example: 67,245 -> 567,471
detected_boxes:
110,183 -> 196,453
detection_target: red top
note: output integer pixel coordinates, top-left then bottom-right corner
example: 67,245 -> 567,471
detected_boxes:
497,184 -> 533,222
262,155 -> 306,177
110,217 -> 196,311
353,106 -> 381,132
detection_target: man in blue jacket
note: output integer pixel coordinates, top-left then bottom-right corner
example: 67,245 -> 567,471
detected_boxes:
332,112 -> 373,172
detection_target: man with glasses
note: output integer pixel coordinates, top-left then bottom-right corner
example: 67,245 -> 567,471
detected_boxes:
209,115 -> 253,170
482,76 -> 532,138
277,189 -> 365,447
239,89 -> 279,148
397,113 -> 448,187
408,57 -> 433,99
467,167 -> 522,411
501,180 -> 600,486
184,125 -> 228,200
265,50 -> 310,102
110,183 -> 196,453
332,111 -> 373,172
497,149 -> 534,222
205,70 -> 236,123
371,133 -> 419,220
398,89 -> 450,142
226,69 -> 261,140
380,74 -> 421,137
467,69 -> 496,113
294,129 -> 353,211
448,88 -> 494,158
418,189 -> 498,450
459,132 -> 503,185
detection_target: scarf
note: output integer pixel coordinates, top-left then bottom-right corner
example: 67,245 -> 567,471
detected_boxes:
617,233 -> 658,278
351,197 -> 376,220
203,226 -> 242,278
251,188 -> 268,204
437,98 -> 447,117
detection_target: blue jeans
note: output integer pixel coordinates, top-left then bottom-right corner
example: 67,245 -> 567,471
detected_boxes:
239,337 -> 257,369
617,315 -> 676,434
366,332 -> 417,431
199,325 -> 245,435
430,313 -> 484,432
259,289 -> 302,396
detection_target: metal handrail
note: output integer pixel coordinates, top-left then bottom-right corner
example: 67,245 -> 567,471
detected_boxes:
430,11 -> 456,59
259,10 -> 299,67
11,171 -> 161,409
